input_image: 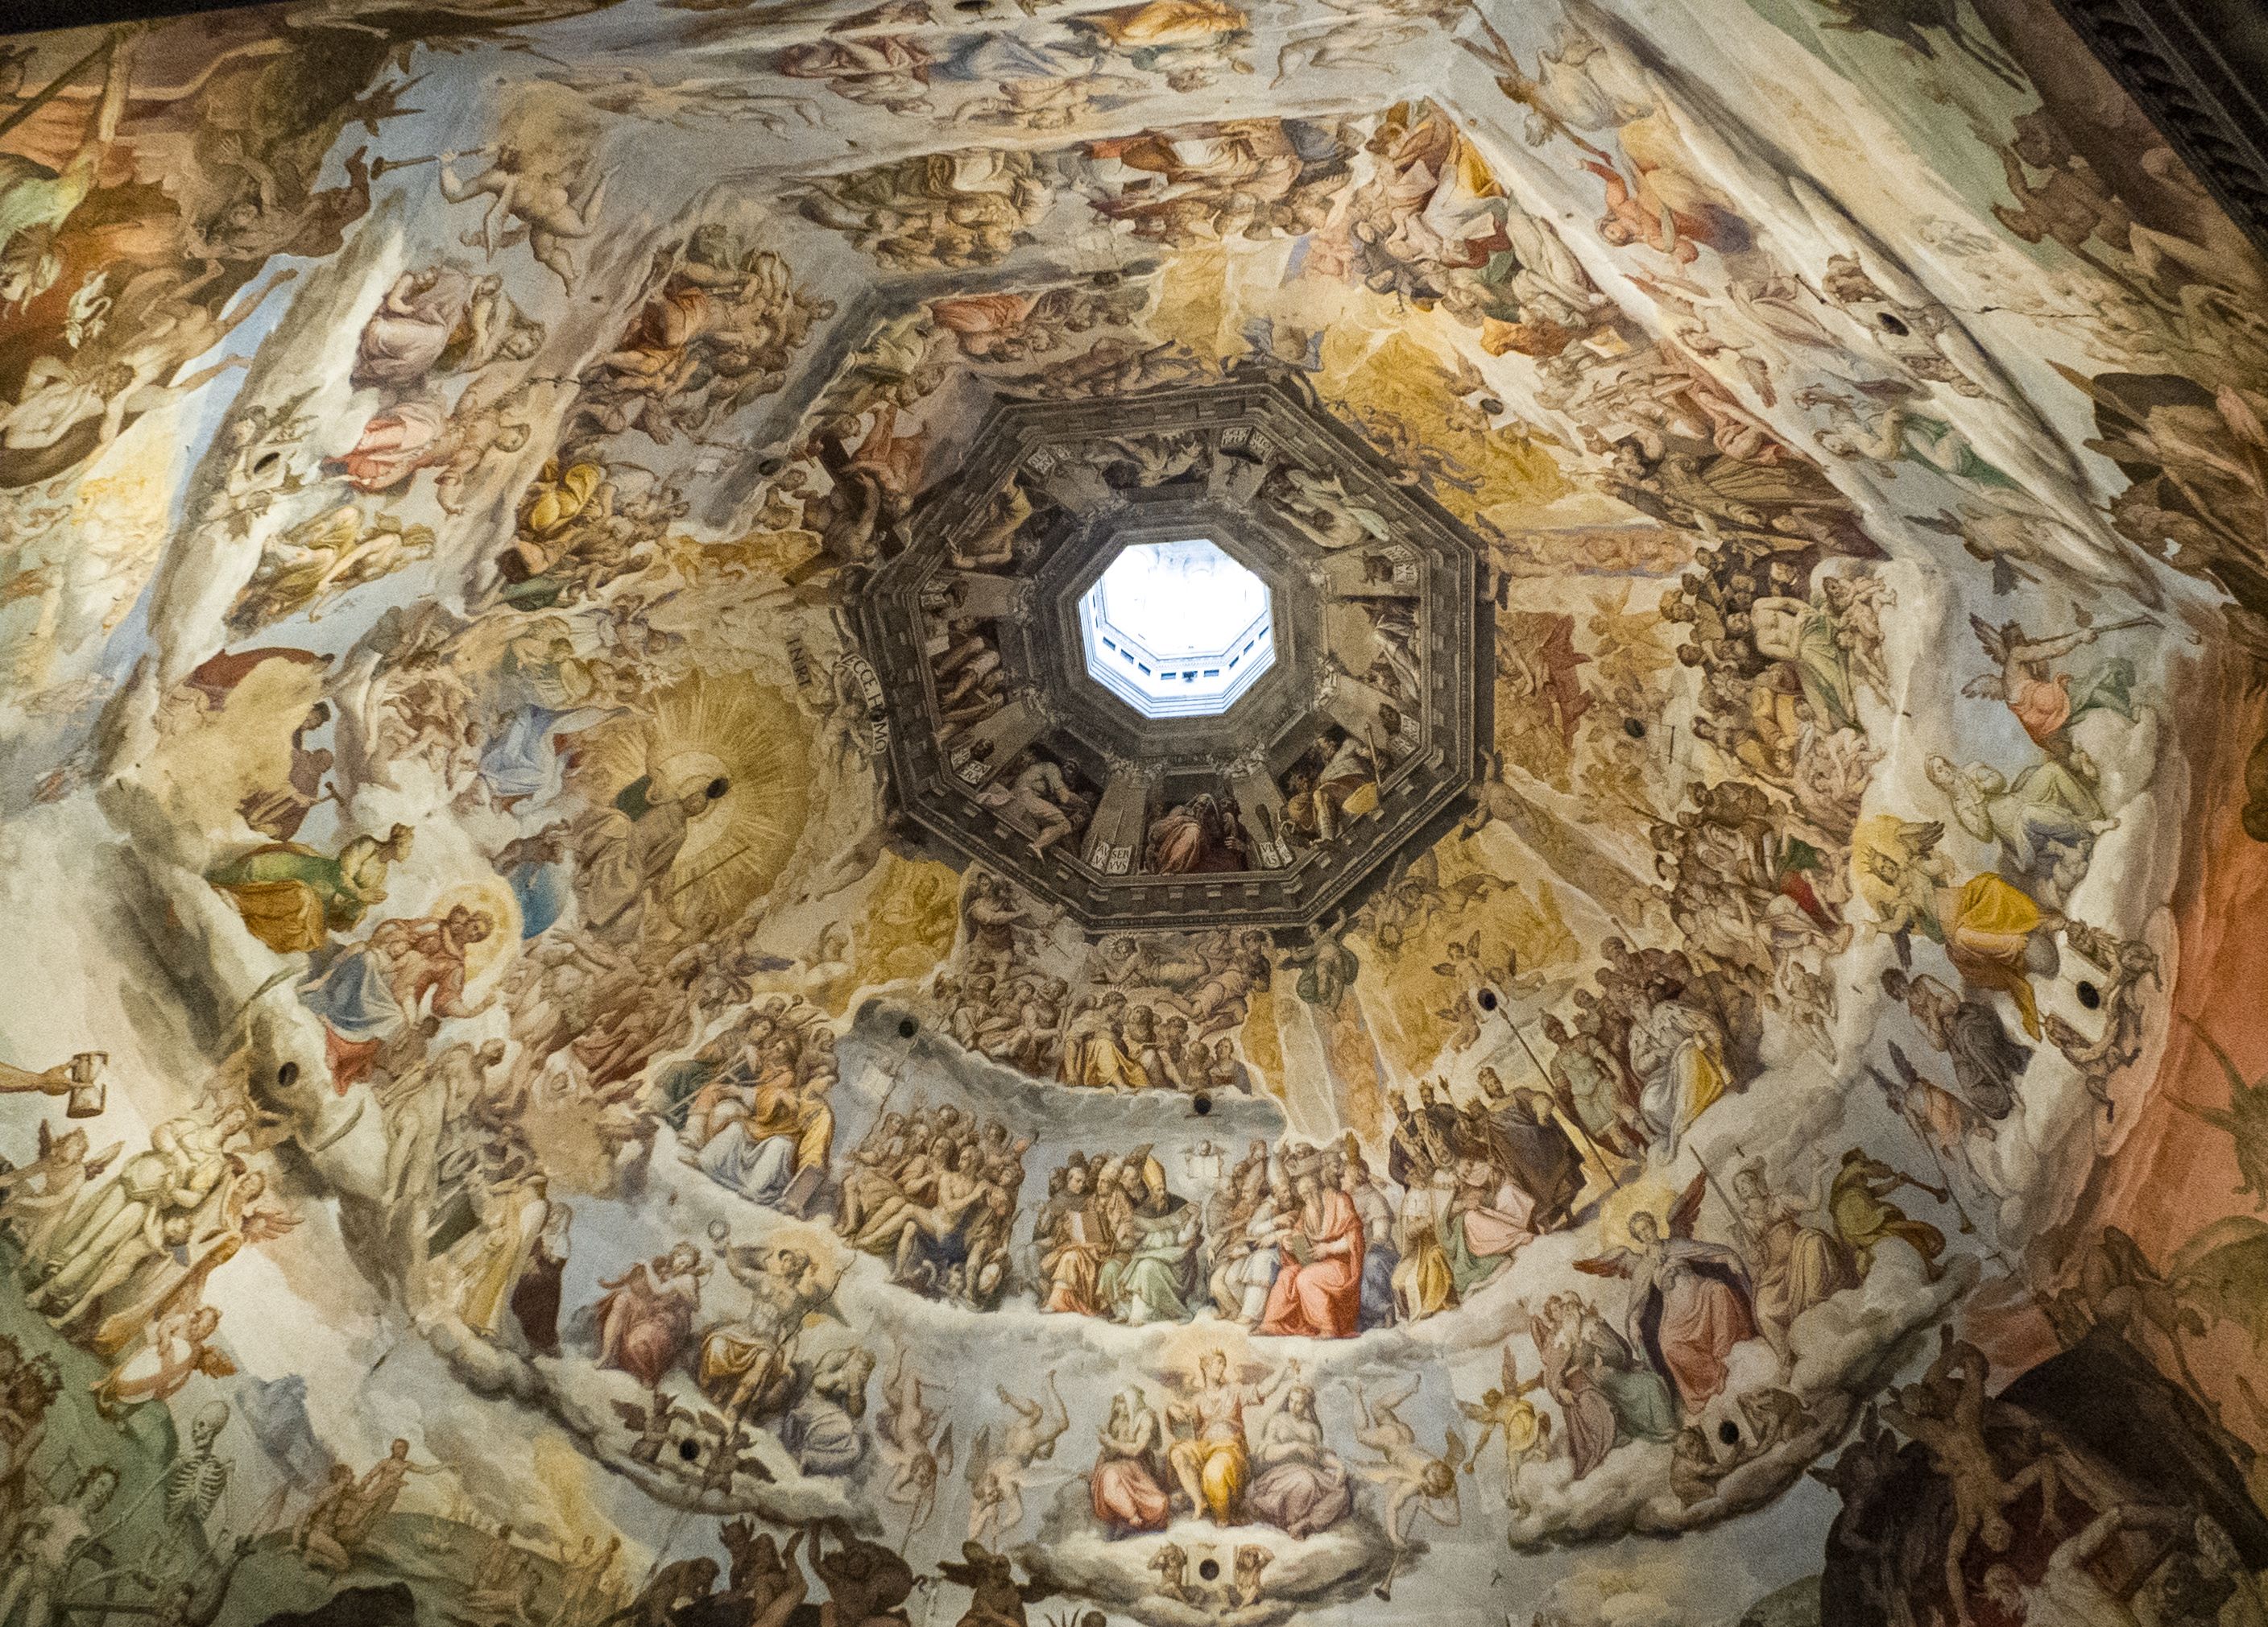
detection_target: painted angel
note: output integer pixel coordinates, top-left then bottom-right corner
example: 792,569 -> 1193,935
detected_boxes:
877,1348 -> 954,1538
612,1387 -> 695,1465
1351,1377 -> 1461,1601
966,1373 -> 1070,1546
1575,1175 -> 1758,1414
1457,1344 -> 1551,1508
91,1304 -> 234,1417
1962,611 -> 2149,753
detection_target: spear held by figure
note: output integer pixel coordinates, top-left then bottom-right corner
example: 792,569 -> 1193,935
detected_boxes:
1508,1019 -> 1622,1194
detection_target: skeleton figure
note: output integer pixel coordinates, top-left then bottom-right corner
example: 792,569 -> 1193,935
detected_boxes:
158,1401 -> 236,1563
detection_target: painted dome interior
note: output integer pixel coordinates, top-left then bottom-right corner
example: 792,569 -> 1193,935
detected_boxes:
0,0 -> 2266,1625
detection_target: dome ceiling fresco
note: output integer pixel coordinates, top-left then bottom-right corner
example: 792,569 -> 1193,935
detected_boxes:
0,0 -> 2266,1625
856,373 -> 1484,927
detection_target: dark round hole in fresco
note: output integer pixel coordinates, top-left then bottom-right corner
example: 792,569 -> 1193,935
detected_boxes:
1624,717 -> 1647,739
679,1440 -> 699,1463
252,451 -> 281,475
1718,1419 -> 1741,1447
2076,980 -> 2102,1010
1478,989 -> 1498,1012
898,1016 -> 919,1039
1877,313 -> 1910,336
1198,1560 -> 1221,1583
1193,1094 -> 1213,1116
277,1062 -> 300,1088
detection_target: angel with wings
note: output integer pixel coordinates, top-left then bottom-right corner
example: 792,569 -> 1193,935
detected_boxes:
1351,1377 -> 1461,1601
877,1347 -> 954,1538
1434,934 -> 1563,1054
1963,611 -> 2149,754
1457,1346 -> 1551,1509
1576,1176 -> 1758,1416
1433,933 -> 1513,1054
91,1303 -> 234,1417
966,1372 -> 1070,1546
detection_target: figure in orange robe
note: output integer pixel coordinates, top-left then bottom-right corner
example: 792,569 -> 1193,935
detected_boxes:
1259,1173 -> 1364,1338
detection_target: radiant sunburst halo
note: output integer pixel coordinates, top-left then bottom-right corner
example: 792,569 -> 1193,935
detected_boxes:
570,669 -> 814,932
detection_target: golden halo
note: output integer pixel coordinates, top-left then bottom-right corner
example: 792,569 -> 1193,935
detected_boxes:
432,877 -> 523,986
1849,814 -> 1912,913
569,670 -> 815,929
1595,1174 -> 1679,1253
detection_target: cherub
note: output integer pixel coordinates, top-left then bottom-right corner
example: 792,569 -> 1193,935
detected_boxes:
1351,1378 -> 1462,1601
965,1372 -> 1070,1546
1457,1346 -> 1551,1509
438,146 -> 610,294
1145,1544 -> 1192,1604
1231,1546 -> 1271,1608
876,1348 -> 954,1538
2043,925 -> 2162,1116
1431,934 -> 1538,1052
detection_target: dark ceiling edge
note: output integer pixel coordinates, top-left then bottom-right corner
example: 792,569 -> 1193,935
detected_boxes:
2044,0 -> 2268,254
2,0 -> 271,35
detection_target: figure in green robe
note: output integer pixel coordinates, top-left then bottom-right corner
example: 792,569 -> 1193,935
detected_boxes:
208,823 -> 413,954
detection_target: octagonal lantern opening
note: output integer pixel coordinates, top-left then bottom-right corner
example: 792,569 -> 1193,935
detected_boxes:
1078,538 -> 1275,719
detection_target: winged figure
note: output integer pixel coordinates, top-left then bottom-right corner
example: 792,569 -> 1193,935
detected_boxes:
877,1348 -> 954,1538
611,1387 -> 694,1464
1456,1345 -> 1551,1507
2175,1017 -> 2268,1211
1576,1175 -> 1759,1414
966,1372 -> 1071,1545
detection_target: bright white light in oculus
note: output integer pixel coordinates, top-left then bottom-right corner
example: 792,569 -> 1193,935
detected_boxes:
1079,539 -> 1275,719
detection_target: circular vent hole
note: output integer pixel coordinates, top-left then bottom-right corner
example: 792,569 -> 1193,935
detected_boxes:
2076,981 -> 2102,1010
679,1439 -> 700,1463
1198,1559 -> 1221,1582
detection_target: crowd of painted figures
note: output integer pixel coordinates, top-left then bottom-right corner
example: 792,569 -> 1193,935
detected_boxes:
932,913 -> 1273,1095
836,1103 -> 1030,1310
1021,1093 -> 1946,1381
0,1072 -> 293,1417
